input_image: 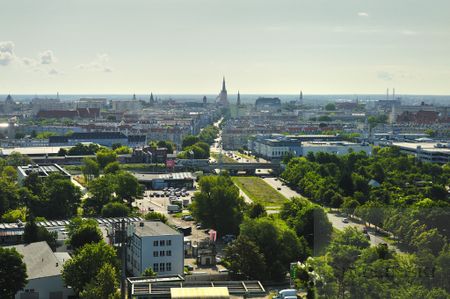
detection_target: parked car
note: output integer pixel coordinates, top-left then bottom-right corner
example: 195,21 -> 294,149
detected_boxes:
342,218 -> 349,223
277,187 -> 282,190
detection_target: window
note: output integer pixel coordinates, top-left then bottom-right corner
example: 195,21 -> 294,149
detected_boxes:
166,240 -> 172,246
153,251 -> 158,257
166,263 -> 172,271
153,263 -> 159,272
160,250 -> 165,257
160,240 -> 165,246
153,240 -> 158,246
166,250 -> 171,256
160,263 -> 165,272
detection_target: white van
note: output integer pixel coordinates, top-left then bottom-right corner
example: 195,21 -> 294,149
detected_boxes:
275,289 -> 297,299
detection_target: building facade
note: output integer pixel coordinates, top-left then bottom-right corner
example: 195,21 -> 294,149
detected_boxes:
127,221 -> 184,277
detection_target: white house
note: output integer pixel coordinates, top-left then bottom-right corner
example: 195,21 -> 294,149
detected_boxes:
127,221 -> 184,277
6,241 -> 74,299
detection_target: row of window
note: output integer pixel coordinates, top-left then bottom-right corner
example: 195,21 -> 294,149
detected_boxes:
153,240 -> 172,246
153,262 -> 172,272
153,250 -> 172,257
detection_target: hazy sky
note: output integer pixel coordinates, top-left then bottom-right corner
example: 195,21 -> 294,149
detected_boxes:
1,0 -> 450,95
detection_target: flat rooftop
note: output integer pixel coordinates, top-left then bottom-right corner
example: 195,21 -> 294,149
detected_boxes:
134,221 -> 180,237
392,142 -> 450,153
0,146 -> 72,156
133,172 -> 194,181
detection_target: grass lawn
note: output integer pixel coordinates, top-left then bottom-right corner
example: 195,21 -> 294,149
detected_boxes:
211,153 -> 237,163
232,176 -> 288,208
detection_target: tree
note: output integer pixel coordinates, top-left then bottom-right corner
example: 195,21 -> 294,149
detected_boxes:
101,202 -> 130,218
182,135 -> 200,149
104,162 -> 120,174
67,218 -> 103,249
113,146 -> 131,155
325,103 -> 336,111
115,172 -> 142,205
144,211 -> 168,223
58,148 -> 68,156
79,263 -> 119,299
333,227 -> 370,249
2,165 -> 18,182
224,235 -> 267,280
23,219 -> 58,251
81,157 -> 100,182
62,242 -> 119,295
157,140 -> 174,154
42,174 -> 82,219
96,149 -> 117,169
5,152 -> 31,166
1,207 -> 27,223
190,175 -> 245,235
142,267 -> 157,277
0,247 -> 28,299
247,203 -> 267,219
86,175 -> 116,214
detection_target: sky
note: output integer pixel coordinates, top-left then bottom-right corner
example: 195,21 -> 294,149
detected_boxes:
1,0 -> 450,95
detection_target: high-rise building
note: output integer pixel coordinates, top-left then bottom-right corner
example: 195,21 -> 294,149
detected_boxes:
203,96 -> 207,105
150,93 -> 155,106
216,77 -> 229,106
237,91 -> 241,106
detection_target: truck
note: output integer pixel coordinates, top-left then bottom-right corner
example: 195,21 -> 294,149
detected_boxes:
167,204 -> 181,214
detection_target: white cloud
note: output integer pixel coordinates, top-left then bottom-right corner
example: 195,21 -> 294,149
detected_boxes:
400,30 -> 418,36
39,50 -> 56,64
358,12 -> 369,17
377,71 -> 394,81
48,68 -> 60,75
0,41 -> 16,66
77,53 -> 113,72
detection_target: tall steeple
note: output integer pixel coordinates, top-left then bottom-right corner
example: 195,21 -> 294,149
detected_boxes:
203,96 -> 207,105
222,76 -> 226,92
149,93 -> 155,105
237,91 -> 241,106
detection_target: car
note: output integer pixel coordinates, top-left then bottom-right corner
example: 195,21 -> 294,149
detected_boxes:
147,207 -> 154,212
196,223 -> 203,229
185,264 -> 194,271
342,218 -> 349,223
182,215 -> 194,221
277,187 -> 282,190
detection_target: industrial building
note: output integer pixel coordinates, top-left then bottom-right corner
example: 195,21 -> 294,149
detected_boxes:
133,172 -> 195,190
17,164 -> 71,184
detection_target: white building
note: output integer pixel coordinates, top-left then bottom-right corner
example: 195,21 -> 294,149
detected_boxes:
31,98 -> 74,115
5,241 -> 74,299
112,100 -> 142,112
301,141 -> 372,157
76,98 -> 108,109
127,221 -> 184,277
388,142 -> 450,164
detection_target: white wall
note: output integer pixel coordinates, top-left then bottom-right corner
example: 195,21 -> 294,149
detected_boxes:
16,275 -> 74,299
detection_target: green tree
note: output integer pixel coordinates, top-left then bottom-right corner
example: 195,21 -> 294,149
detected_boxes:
247,202 -> 267,219
144,211 -> 168,223
5,152 -> 31,166
224,235 -> 267,280
1,207 -> 27,223
156,140 -> 175,154
81,157 -> 100,182
142,267 -> 157,277
0,247 -> 28,299
101,202 -> 130,218
67,217 -> 103,249
79,263 -> 119,299
86,175 -> 116,214
104,162 -> 120,174
325,103 -> 336,111
23,219 -> 58,251
113,146 -> 131,155
182,135 -> 200,149
333,227 -> 370,249
115,171 -> 142,205
43,174 -> 82,219
190,175 -> 244,234
96,149 -> 118,169
62,242 -> 119,295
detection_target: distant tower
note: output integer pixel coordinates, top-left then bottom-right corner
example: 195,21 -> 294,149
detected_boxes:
133,94 -> 137,101
386,88 -> 389,101
237,91 -> 241,106
298,91 -> 303,105
216,77 -> 229,106
149,93 -> 155,106
392,88 -> 395,100
203,96 -> 207,105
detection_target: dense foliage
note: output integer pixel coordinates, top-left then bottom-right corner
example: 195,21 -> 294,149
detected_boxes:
190,174 -> 245,235
0,247 -> 28,298
282,148 -> 449,253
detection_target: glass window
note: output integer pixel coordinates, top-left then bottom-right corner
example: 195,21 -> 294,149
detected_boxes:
166,250 -> 171,256
160,263 -> 165,272
153,263 -> 159,272
166,263 -> 172,271
160,240 -> 165,246
166,240 -> 172,246
160,250 -> 165,257
153,240 -> 158,246
153,251 -> 158,257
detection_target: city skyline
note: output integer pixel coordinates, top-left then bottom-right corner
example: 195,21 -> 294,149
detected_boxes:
1,0 -> 450,94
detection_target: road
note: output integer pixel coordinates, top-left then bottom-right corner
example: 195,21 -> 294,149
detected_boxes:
262,176 -> 400,252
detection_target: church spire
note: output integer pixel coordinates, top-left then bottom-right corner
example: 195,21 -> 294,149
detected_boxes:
222,76 -> 226,92
237,91 -> 241,106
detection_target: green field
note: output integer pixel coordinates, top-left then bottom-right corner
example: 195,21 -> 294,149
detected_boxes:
232,176 -> 288,208
211,153 -> 237,163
